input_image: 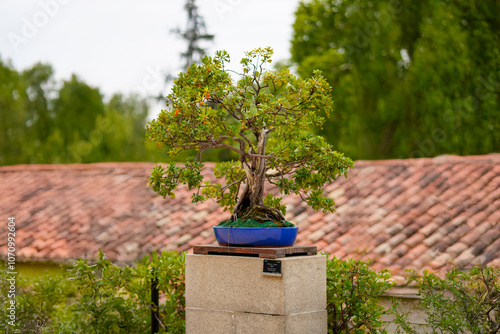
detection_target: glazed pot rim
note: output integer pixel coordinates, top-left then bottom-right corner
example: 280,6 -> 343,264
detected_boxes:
213,226 -> 298,229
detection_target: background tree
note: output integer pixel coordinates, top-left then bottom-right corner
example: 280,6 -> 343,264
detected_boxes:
53,75 -> 105,149
172,0 -> 214,71
0,60 -> 164,165
0,58 -> 27,165
100,93 -> 158,162
166,0 -> 231,163
0,0 -> 218,167
22,63 -> 56,163
291,0 -> 500,160
157,0 -> 215,102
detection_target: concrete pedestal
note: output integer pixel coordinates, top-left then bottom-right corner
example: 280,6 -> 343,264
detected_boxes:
185,253 -> 327,334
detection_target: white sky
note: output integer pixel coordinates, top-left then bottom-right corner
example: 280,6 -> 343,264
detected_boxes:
0,0 -> 301,116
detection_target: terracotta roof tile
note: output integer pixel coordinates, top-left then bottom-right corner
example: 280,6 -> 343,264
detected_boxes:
404,232 -> 425,249
393,244 -> 410,258
1,155 -> 499,275
387,234 -> 406,248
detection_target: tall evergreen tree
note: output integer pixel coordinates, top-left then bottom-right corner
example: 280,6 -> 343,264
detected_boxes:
156,0 -> 215,101
173,0 -> 214,70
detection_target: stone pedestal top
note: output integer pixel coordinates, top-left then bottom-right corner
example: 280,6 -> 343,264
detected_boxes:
192,244 -> 317,258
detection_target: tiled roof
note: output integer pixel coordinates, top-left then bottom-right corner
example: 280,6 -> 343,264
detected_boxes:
1,155 -> 499,278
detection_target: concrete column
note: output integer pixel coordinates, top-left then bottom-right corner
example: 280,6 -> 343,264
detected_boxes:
185,254 -> 327,334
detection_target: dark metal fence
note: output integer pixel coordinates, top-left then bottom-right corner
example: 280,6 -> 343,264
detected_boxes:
151,275 -> 159,334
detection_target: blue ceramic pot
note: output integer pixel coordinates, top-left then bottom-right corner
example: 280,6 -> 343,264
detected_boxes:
213,226 -> 299,247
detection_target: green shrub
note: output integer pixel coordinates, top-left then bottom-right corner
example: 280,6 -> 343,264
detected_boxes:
62,250 -> 151,333
1,250 -> 186,334
0,269 -> 74,333
393,265 -> 500,334
64,250 -> 186,334
326,256 -> 393,333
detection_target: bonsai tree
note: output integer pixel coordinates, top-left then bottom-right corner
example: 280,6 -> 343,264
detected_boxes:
147,47 -> 353,227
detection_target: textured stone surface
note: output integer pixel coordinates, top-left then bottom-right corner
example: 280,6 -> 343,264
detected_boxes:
186,254 -> 327,334
286,310 -> 328,334
234,312 -> 286,334
186,308 -> 327,334
186,255 -> 284,314
186,254 -> 326,314
185,308 -> 235,334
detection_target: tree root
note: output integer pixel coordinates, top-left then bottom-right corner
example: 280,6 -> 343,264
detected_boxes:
232,204 -> 286,225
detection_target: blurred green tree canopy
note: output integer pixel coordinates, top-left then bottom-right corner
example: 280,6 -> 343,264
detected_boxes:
0,58 -> 164,165
291,0 -> 500,159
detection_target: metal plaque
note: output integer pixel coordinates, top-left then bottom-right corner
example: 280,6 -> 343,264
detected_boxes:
263,259 -> 282,276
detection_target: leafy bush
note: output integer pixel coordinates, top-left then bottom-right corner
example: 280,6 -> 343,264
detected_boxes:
0,269 -> 74,333
393,265 -> 500,334
326,256 -> 393,333
62,250 -> 151,333
1,250 -> 185,334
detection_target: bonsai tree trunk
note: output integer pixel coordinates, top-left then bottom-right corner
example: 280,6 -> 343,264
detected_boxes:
231,129 -> 286,224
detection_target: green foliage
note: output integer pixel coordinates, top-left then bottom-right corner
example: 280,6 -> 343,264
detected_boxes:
63,250 -> 186,334
139,251 -> 186,334
263,193 -> 287,216
390,299 -> 418,334
101,93 -> 161,162
0,251 -> 186,334
0,58 -> 27,166
325,256 -> 393,333
54,75 -> 106,148
148,159 -> 204,199
0,58 -> 165,166
394,265 -> 500,334
64,250 -> 151,333
147,48 -> 353,218
0,269 -> 75,333
291,0 -> 500,159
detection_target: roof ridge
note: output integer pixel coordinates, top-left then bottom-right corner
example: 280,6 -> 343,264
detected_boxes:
354,154 -> 500,167
0,162 -> 224,172
1,154 -> 498,173
0,162 -> 158,172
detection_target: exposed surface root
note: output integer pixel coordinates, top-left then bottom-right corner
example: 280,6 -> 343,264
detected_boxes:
232,204 -> 286,225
